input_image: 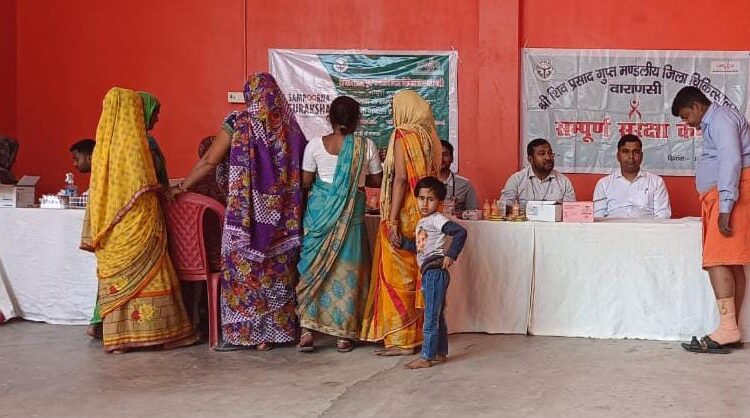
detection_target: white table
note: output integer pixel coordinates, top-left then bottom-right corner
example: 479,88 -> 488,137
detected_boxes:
445,220 -> 533,334
0,208 -> 97,325
368,215 -> 749,342
365,216 -> 533,335
529,218 -> 750,341
3,210 -> 747,343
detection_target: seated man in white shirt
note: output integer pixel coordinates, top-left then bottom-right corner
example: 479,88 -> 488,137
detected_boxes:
438,140 -> 478,212
501,138 -> 576,207
593,134 -> 671,219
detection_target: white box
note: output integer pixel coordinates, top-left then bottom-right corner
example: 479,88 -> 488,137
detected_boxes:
526,200 -> 562,222
0,176 -> 40,208
460,209 -> 483,221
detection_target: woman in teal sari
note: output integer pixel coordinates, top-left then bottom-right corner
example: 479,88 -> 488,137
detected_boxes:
296,96 -> 383,352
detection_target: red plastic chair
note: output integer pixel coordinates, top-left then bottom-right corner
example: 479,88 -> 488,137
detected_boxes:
164,192 -> 225,349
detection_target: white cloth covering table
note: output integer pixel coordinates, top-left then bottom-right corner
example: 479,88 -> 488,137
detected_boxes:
365,215 -> 535,335
529,218 -> 749,341
0,208 -> 96,325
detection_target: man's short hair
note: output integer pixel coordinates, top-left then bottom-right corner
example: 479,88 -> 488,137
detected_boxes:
440,139 -> 454,155
617,134 -> 642,150
671,86 -> 711,117
527,138 -> 550,157
414,176 -> 448,201
69,139 -> 95,155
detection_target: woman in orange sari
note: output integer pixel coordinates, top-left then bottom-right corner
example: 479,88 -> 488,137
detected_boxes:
81,87 -> 195,353
360,90 -> 442,355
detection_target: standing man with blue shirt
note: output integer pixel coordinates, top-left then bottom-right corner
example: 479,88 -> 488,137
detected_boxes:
593,134 -> 671,219
672,86 -> 750,354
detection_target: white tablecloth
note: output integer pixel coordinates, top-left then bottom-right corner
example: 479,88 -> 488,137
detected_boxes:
0,208 -> 97,325
529,219 -> 750,341
3,209 -> 747,342
365,216 -> 533,335
446,221 -> 533,334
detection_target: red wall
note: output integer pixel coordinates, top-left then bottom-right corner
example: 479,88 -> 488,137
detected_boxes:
14,0 -> 245,194
522,0 -> 750,217
246,0 -> 520,209
0,0 -> 17,138
9,0 -> 750,216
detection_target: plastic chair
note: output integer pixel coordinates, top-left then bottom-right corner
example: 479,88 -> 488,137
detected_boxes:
164,192 -> 225,349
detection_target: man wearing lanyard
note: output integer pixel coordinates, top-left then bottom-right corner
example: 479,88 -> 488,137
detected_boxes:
500,138 -> 576,207
672,86 -> 750,354
593,134 -> 671,219
438,140 -> 478,212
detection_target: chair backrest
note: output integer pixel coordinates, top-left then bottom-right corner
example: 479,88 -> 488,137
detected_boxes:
164,192 -> 225,279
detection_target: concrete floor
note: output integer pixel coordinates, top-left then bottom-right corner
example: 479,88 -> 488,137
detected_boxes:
1,321 -> 748,418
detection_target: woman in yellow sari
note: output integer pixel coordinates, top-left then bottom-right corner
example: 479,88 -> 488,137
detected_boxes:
360,90 -> 442,355
81,87 -> 195,353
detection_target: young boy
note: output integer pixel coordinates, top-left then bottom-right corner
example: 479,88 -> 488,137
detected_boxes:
402,176 -> 468,369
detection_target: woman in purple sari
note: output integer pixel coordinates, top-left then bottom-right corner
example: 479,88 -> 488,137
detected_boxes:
170,73 -> 306,351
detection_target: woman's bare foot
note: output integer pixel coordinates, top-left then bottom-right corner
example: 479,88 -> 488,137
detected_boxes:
404,358 -> 432,369
86,324 -> 102,340
256,342 -> 273,351
373,347 -> 416,356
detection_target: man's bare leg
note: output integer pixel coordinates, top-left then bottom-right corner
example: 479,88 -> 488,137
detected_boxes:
733,265 -> 746,320
707,266 -> 741,345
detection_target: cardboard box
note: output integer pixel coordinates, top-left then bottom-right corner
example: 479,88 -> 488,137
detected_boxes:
526,201 -> 562,222
563,201 -> 594,222
0,176 -> 40,208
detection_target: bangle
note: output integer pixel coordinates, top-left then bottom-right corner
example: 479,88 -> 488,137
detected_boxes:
386,219 -> 399,228
177,182 -> 188,192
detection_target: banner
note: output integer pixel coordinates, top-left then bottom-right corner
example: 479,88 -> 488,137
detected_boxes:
522,48 -> 750,176
269,49 -> 459,167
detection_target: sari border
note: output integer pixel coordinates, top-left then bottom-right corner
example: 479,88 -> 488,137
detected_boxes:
92,184 -> 161,248
99,251 -> 168,317
300,320 -> 361,340
104,327 -> 196,352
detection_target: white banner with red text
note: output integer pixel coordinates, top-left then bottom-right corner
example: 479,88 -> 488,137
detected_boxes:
522,48 -> 750,175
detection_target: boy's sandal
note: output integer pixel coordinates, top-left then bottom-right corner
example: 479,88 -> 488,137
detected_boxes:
297,331 -> 314,353
681,336 -> 731,354
337,338 -> 354,353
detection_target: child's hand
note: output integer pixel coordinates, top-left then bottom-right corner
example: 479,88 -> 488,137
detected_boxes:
441,256 -> 454,269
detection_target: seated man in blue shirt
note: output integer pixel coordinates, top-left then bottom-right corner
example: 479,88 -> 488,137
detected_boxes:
438,140 -> 478,212
672,86 -> 750,354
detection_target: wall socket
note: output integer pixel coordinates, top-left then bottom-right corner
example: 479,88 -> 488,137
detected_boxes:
227,92 -> 244,103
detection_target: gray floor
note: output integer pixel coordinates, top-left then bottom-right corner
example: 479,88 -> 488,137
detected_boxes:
1,321 -> 748,418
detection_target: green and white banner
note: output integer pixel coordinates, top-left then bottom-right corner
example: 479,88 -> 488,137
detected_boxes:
269,49 -> 458,166
522,48 -> 750,176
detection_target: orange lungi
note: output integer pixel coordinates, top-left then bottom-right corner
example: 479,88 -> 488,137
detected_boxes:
701,167 -> 750,268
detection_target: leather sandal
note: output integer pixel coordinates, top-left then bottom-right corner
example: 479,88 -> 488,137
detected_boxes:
681,335 -> 731,354
336,338 -> 354,353
297,331 -> 314,353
